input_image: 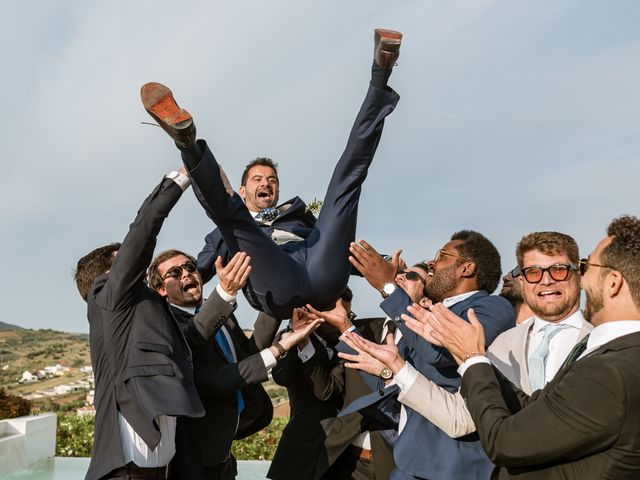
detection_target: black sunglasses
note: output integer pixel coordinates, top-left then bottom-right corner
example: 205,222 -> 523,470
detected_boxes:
399,270 -> 424,282
509,266 -> 521,278
162,262 -> 198,281
578,258 -> 613,276
521,263 -> 577,284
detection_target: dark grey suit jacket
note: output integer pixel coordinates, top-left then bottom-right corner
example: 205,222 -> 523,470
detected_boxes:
267,334 -> 343,480
86,177 -> 225,480
170,308 -> 278,479
305,317 -> 396,480
462,330 -> 640,479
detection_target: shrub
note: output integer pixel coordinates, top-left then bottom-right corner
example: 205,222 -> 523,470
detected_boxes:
232,417 -> 287,460
56,413 -> 94,457
0,388 -> 31,420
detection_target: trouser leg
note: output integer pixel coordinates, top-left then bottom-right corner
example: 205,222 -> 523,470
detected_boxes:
305,83 -> 399,307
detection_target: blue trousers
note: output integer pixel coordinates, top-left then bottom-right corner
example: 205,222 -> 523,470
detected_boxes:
189,83 -> 399,319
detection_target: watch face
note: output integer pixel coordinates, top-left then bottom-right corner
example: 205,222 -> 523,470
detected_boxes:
383,283 -> 396,294
380,367 -> 393,380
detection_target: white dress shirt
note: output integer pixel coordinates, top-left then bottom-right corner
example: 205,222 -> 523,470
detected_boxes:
578,320 -> 640,360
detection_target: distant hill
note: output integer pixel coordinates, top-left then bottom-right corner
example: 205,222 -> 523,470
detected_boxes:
0,328 -> 91,388
0,321 -> 24,331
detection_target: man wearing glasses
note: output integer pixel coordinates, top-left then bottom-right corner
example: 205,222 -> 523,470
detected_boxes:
338,231 -> 591,442
421,215 -> 640,479
331,231 -> 515,480
499,266 -> 533,325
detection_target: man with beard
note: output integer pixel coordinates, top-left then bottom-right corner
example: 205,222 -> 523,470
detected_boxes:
418,215 -> 640,479
340,231 -> 592,440
141,28 -> 403,320
335,233 -> 514,480
499,266 -> 533,325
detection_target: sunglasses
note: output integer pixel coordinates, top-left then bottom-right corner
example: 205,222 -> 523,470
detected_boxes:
521,263 -> 577,284
508,266 -> 522,277
434,249 -> 470,263
162,261 -> 198,281
399,270 -> 424,282
578,258 -> 613,276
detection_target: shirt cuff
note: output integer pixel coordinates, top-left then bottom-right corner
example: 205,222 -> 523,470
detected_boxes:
215,283 -> 237,303
297,340 -> 316,363
339,325 -> 357,341
394,362 -> 419,392
261,349 -> 277,371
458,355 -> 491,376
167,171 -> 191,191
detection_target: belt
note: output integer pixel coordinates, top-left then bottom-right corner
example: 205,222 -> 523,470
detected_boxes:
108,462 -> 170,479
349,445 -> 373,461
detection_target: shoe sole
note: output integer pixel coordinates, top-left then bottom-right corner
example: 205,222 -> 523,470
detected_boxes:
141,82 -> 192,129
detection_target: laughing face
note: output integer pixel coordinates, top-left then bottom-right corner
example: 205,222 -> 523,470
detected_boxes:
520,249 -> 580,322
239,165 -> 279,212
155,254 -> 203,308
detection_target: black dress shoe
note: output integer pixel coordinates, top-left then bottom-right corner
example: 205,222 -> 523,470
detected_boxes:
140,82 -> 196,149
374,28 -> 403,70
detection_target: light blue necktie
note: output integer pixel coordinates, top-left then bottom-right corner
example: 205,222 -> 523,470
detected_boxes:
528,323 -> 569,392
214,329 -> 245,414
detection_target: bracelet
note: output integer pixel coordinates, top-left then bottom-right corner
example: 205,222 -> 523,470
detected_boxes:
272,341 -> 286,357
463,351 -> 484,361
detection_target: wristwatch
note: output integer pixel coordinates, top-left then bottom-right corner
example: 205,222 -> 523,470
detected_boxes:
379,366 -> 393,380
381,282 -> 397,298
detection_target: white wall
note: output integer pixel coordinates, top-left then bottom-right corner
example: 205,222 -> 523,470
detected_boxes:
0,413 -> 57,475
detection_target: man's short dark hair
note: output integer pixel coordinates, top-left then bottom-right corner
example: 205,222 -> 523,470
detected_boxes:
451,230 -> 502,294
147,249 -> 197,290
603,215 -> 640,309
516,231 -> 579,268
74,243 -> 121,302
241,157 -> 279,186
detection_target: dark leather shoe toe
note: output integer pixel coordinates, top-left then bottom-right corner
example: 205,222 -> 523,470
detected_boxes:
374,28 -> 403,70
141,82 -> 196,149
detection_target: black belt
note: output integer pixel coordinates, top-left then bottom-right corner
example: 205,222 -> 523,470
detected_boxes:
108,462 -> 170,479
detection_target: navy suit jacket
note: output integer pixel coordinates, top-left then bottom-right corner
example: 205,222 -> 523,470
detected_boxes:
380,289 -> 515,480
197,196 -> 316,284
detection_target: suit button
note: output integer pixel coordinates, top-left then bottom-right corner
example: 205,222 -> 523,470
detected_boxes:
187,355 -> 192,362
378,389 -> 384,396
394,316 -> 400,321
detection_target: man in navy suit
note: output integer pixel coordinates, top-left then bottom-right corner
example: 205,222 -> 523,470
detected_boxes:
337,232 -> 515,480
140,28 -> 403,320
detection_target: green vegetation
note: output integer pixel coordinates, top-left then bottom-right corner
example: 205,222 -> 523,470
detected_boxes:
232,417 -> 287,460
54,413 -> 288,460
56,413 -> 94,457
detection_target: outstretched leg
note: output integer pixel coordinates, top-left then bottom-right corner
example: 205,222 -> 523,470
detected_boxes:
304,29 -> 402,307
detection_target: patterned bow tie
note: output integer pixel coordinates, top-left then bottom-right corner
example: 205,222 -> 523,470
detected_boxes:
255,207 -> 280,222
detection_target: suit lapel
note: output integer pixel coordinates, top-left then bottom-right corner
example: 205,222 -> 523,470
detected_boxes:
518,318 -> 535,392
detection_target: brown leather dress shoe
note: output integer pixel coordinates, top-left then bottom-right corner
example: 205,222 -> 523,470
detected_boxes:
374,28 -> 403,70
140,82 -> 196,149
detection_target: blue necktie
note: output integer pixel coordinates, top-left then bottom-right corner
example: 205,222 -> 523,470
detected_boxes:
214,329 -> 245,414
528,323 -> 569,391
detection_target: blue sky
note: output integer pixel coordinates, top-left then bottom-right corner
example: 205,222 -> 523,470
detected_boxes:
2,0 -> 639,332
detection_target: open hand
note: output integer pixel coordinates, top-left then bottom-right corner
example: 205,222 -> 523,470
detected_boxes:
215,252 -> 251,296
338,332 -> 387,377
343,331 -> 405,374
306,299 -> 352,333
348,239 -> 401,292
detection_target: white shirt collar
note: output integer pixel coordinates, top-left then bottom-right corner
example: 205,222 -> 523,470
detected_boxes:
442,290 -> 479,308
531,309 -> 586,334
584,320 -> 640,354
